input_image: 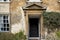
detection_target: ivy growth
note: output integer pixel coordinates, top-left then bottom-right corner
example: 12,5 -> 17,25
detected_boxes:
43,12 -> 60,31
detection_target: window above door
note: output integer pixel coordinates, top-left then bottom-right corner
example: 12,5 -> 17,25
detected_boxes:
27,0 -> 42,2
0,0 -> 10,2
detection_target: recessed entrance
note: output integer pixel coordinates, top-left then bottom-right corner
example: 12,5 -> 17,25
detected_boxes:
28,15 -> 40,40
29,18 -> 39,37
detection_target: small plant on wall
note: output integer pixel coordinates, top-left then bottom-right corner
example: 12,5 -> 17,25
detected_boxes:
14,31 -> 26,40
43,12 -> 60,32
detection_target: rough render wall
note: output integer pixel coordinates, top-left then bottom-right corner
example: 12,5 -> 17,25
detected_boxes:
10,0 -> 60,15
42,0 -> 60,12
10,0 -> 26,11
11,7 -> 25,34
10,0 -> 26,34
10,0 -> 60,34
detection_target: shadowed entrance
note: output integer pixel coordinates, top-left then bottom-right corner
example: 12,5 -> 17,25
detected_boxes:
29,18 -> 39,37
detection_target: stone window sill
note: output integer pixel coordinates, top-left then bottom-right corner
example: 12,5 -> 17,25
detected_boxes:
27,1 -> 42,2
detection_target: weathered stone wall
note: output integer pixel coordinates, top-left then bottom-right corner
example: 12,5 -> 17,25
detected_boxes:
0,2 -> 10,14
10,0 -> 26,34
10,0 -> 60,14
11,7 -> 25,34
42,0 -> 60,12
10,0 -> 60,34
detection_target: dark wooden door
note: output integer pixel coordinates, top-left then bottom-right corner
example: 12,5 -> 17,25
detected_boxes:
29,18 -> 39,37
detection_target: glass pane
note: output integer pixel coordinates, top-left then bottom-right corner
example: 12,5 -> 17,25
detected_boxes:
0,24 -> 4,31
0,20 -> 3,24
0,0 -> 2,1
7,24 -> 9,27
7,28 -> 9,31
4,0 -> 7,1
0,15 -> 2,20
0,15 -> 3,24
3,20 -> 5,23
3,15 -> 8,19
4,24 -> 6,27
4,28 -> 6,31
0,24 -> 3,28
7,20 -> 8,23
0,15 -> 9,32
3,20 -> 8,23
1,28 -> 4,31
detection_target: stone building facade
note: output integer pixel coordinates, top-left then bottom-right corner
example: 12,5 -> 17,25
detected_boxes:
0,0 -> 60,40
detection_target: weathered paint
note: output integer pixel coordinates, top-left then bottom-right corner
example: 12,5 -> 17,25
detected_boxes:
11,7 -> 26,34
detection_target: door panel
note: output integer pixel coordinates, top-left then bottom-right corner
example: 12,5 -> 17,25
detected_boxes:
29,18 -> 39,37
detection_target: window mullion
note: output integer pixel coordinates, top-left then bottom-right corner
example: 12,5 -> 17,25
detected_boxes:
0,0 -> 10,2
0,15 -> 9,32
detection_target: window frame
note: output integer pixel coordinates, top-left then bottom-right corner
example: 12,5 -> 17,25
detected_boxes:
0,15 -> 10,32
0,0 -> 10,2
27,0 -> 42,2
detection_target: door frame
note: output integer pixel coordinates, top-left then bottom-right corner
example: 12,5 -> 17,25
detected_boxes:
27,14 -> 41,40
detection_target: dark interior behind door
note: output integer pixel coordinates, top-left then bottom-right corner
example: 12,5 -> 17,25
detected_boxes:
29,18 -> 39,37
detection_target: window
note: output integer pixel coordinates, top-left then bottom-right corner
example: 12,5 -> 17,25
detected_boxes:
0,0 -> 2,1
4,0 -> 7,1
27,0 -> 41,2
0,15 -> 9,32
0,0 -> 10,2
